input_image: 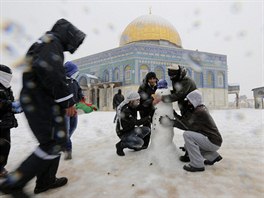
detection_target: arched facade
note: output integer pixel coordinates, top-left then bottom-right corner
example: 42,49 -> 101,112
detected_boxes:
73,14 -> 228,110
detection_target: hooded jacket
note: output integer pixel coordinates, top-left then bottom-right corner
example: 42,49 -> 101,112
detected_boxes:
173,90 -> 222,146
21,19 -> 86,110
19,19 -> 85,150
162,68 -> 197,115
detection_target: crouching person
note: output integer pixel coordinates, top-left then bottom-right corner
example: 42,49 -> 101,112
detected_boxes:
159,90 -> 223,172
115,92 -> 151,156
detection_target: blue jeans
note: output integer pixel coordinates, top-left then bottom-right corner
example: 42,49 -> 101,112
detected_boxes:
65,115 -> 78,151
121,126 -> 150,149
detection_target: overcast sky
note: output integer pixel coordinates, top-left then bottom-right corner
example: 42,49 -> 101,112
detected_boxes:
1,0 -> 263,98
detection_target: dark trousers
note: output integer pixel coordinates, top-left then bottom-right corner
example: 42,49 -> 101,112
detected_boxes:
5,101 -> 67,190
65,115 -> 78,151
121,126 -> 151,149
4,153 -> 61,189
0,128 -> 11,170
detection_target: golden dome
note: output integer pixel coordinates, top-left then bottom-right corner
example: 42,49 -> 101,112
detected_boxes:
120,14 -> 182,48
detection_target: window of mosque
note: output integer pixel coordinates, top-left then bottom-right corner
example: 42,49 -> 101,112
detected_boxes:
207,71 -> 214,87
217,72 -> 224,87
140,65 -> 150,82
103,70 -> 109,82
113,68 -> 120,82
186,68 -> 192,77
124,65 -> 132,85
194,71 -> 203,87
154,66 -> 165,80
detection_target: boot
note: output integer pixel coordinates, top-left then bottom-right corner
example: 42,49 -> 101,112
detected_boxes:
0,167 -> 8,178
64,151 -> 72,160
183,164 -> 205,172
204,155 -> 223,165
34,177 -> 68,194
179,151 -> 190,162
116,141 -> 125,156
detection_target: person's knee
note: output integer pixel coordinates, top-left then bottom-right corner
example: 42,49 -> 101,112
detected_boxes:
183,131 -> 192,141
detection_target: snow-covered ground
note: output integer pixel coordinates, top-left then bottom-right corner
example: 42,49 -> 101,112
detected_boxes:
2,108 -> 264,198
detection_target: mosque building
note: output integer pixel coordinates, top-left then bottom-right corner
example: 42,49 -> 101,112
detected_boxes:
72,14 -> 228,111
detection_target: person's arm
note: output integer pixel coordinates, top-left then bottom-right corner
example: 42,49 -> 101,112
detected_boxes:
162,82 -> 192,103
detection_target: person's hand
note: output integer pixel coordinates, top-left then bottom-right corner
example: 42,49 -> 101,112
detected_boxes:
12,101 -> 23,113
152,94 -> 161,105
65,106 -> 77,116
91,105 -> 98,111
159,115 -> 174,127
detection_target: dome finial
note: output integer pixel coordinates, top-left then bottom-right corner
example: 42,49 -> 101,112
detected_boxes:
149,6 -> 152,15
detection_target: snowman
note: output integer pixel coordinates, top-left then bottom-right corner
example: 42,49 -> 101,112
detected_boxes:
148,79 -> 178,170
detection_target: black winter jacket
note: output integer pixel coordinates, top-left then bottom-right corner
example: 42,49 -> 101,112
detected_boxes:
66,77 -> 83,104
162,75 -> 197,115
113,93 -> 124,109
0,84 -> 18,128
116,103 -> 150,138
138,81 -> 157,116
173,105 -> 222,146
19,19 -> 85,152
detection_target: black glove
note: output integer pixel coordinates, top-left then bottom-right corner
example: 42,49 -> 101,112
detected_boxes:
159,115 -> 174,127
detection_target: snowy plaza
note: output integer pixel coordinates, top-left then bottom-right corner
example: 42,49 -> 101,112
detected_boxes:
4,109 -> 263,198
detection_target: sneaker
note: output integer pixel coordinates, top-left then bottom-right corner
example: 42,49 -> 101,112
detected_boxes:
179,155 -> 190,162
204,155 -> 223,165
64,151 -> 72,160
179,151 -> 190,162
0,168 -> 8,178
183,164 -> 205,172
116,142 -> 125,156
34,177 -> 68,194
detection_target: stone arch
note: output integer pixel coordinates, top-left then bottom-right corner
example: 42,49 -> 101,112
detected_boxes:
102,69 -> 110,82
154,66 -> 165,80
207,71 -> 214,88
139,64 -> 150,83
186,68 -> 192,77
217,71 -> 225,87
124,65 -> 132,85
113,67 -> 120,82
194,71 -> 203,87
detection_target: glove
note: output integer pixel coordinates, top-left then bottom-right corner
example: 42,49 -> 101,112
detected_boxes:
12,101 -> 23,113
91,104 -> 98,111
159,115 -> 174,127
65,106 -> 77,116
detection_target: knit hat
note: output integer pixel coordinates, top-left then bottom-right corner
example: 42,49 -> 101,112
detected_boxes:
0,64 -> 12,88
157,79 -> 168,89
186,90 -> 203,108
64,61 -> 79,77
125,92 -> 140,102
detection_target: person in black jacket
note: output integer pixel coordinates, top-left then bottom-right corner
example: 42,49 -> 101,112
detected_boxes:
159,90 -> 223,172
0,19 -> 86,197
154,64 -> 197,116
138,72 -> 158,149
113,89 -> 124,123
0,65 -> 23,178
115,92 -> 151,156
63,61 -> 84,160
